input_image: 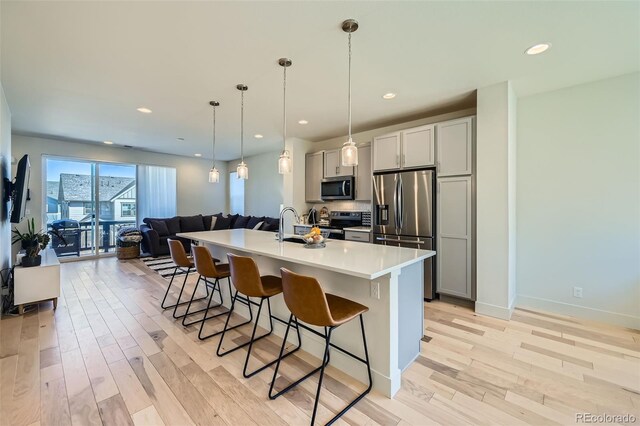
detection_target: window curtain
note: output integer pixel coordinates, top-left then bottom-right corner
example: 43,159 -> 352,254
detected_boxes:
137,165 -> 177,223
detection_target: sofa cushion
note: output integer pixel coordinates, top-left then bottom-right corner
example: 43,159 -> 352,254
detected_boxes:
180,215 -> 205,232
246,216 -> 265,230
158,235 -> 169,246
149,220 -> 169,237
232,215 -> 251,229
226,214 -> 239,228
165,217 -> 181,235
213,215 -> 232,230
260,217 -> 280,232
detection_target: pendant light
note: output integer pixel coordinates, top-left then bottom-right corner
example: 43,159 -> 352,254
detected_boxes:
341,19 -> 359,167
236,84 -> 248,180
208,101 -> 220,183
278,58 -> 292,174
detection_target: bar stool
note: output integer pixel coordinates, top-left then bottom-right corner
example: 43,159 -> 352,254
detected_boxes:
269,268 -> 372,426
162,239 -> 210,317
184,244 -> 232,340
216,253 -> 301,378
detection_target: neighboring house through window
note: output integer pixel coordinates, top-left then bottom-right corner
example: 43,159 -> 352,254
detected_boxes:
121,202 -> 136,217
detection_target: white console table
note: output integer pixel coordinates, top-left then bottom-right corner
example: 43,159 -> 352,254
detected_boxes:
14,248 -> 61,314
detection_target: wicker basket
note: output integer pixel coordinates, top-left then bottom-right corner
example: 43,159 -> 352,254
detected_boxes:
116,244 -> 140,260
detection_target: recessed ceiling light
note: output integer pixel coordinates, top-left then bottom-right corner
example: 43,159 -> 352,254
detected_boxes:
525,43 -> 551,55
103,140 -> 114,145
382,93 -> 396,100
194,153 -> 202,157
298,120 -> 308,125
254,134 -> 263,139
177,137 -> 184,141
137,107 -> 152,113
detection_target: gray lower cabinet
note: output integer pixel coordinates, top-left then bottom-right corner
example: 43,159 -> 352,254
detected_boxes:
436,176 -> 473,299
344,230 -> 371,243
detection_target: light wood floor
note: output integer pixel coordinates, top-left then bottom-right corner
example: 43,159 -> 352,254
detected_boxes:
1,257 -> 639,426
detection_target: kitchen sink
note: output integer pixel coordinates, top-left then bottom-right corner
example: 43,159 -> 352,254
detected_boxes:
281,237 -> 305,244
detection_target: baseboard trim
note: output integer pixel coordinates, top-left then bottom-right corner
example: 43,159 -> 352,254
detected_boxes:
475,301 -> 514,320
516,294 -> 640,329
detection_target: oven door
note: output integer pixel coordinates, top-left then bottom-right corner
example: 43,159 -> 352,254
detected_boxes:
321,177 -> 354,200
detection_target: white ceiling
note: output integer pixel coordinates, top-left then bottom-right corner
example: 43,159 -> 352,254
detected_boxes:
2,1 -> 638,160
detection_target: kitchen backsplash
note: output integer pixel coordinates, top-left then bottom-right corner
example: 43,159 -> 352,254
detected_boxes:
311,201 -> 371,212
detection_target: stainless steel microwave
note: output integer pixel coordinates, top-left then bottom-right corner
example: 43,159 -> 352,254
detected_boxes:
321,176 -> 355,200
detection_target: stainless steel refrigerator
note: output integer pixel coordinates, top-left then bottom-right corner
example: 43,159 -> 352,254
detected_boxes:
373,169 -> 435,300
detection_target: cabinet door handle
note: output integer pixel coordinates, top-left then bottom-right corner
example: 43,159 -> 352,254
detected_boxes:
402,153 -> 406,166
396,154 -> 400,167
336,166 -> 339,175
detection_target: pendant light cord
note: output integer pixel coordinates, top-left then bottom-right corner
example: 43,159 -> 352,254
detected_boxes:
212,104 -> 216,167
240,89 -> 244,163
283,65 -> 287,151
348,31 -> 352,141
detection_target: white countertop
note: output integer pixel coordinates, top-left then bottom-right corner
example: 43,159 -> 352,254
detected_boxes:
178,229 -> 434,280
343,226 -> 372,233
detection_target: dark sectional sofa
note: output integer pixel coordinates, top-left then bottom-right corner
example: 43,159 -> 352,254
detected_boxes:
140,213 -> 280,257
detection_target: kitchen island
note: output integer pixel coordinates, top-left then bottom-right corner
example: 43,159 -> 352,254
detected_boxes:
177,229 -> 435,397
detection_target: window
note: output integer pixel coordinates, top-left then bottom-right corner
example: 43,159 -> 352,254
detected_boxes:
121,202 -> 136,217
229,172 -> 245,215
83,202 -> 94,215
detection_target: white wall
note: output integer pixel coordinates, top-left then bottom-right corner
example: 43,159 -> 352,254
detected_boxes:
475,81 -> 517,320
516,72 -> 640,328
0,85 -> 11,271
226,150 -> 283,218
11,134 -> 229,235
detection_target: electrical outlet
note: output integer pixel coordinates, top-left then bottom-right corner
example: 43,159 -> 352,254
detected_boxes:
573,287 -> 583,298
370,282 -> 380,300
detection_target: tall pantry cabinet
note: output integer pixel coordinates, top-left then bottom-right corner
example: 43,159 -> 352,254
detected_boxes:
435,116 -> 475,300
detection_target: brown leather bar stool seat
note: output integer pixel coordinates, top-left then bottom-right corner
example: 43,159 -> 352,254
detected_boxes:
269,268 -> 372,426
182,244 -> 232,340
163,239 -> 210,318
216,254 -> 301,378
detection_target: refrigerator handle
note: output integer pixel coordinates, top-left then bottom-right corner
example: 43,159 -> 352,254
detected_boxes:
398,175 -> 404,230
393,177 -> 399,229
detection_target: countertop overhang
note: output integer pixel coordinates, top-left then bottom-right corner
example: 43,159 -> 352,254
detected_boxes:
178,229 -> 434,280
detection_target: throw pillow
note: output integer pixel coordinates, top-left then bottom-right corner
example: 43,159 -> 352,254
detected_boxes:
202,215 -> 213,230
165,217 -> 181,235
149,220 -> 169,237
209,215 -> 217,230
252,221 -> 264,230
213,215 -> 231,230
227,214 -> 239,228
180,215 -> 205,232
232,215 -> 251,229
246,216 -> 265,229
260,217 -> 280,232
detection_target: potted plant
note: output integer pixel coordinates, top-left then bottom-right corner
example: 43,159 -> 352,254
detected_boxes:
11,218 -> 65,267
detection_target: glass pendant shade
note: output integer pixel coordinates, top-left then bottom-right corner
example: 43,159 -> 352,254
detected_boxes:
237,161 -> 248,180
208,167 -> 219,183
278,150 -> 292,174
341,138 -> 358,166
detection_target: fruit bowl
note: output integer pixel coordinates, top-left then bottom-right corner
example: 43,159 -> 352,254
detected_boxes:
297,228 -> 330,249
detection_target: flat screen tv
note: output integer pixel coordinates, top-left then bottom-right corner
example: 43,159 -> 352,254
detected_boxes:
10,154 -> 30,224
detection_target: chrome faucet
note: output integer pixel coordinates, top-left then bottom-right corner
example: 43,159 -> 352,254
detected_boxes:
278,206 -> 300,242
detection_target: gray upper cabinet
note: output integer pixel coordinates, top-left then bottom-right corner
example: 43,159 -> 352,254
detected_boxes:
373,125 -> 435,172
435,116 -> 474,177
355,145 -> 372,201
372,132 -> 401,171
436,176 -> 472,299
323,149 -> 354,178
401,124 -> 435,169
305,151 -> 324,202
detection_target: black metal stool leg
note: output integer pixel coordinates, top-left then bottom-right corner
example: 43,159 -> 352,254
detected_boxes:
160,267 -> 178,309
216,290 -> 256,356
183,277 -> 225,328
311,327 -> 333,425
172,270 -> 195,319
